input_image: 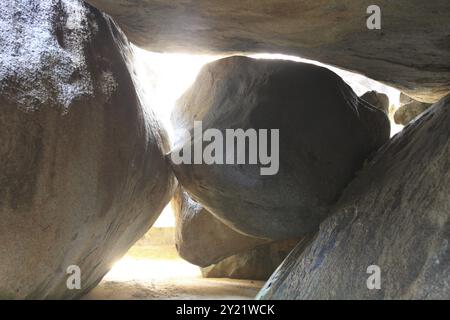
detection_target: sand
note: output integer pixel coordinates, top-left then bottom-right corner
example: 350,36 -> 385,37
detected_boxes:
82,245 -> 264,300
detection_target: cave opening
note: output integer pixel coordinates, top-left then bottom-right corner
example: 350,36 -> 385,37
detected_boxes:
83,46 -> 405,300
2,0 -> 447,302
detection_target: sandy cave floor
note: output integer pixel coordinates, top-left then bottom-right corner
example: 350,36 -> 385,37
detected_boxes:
82,245 -> 264,300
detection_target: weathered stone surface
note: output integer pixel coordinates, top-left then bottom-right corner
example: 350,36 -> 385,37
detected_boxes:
201,238 -> 302,281
394,100 -> 432,125
360,91 -> 389,114
173,187 -> 267,267
84,0 -> 450,103
400,93 -> 415,106
169,56 -> 390,240
0,0 -> 174,299
258,95 -> 450,300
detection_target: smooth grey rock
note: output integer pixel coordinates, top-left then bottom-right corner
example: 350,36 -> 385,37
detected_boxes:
360,91 -> 389,114
85,0 -> 450,103
0,0 -> 174,299
169,56 -> 390,240
173,187 -> 267,267
258,95 -> 450,300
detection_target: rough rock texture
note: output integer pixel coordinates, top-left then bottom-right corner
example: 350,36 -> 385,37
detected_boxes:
258,95 -> 450,300
169,56 -> 390,240
173,187 -> 267,267
360,91 -> 389,114
0,0 -> 174,299
400,93 -> 415,106
84,0 -> 450,103
394,100 -> 432,125
201,239 -> 302,281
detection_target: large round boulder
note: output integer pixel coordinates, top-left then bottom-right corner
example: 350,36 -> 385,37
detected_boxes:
169,56 -> 390,240
0,0 -> 174,299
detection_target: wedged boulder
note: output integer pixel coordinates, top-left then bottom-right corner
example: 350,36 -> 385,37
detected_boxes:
172,187 -> 267,267
394,100 -> 432,125
201,238 -> 304,281
360,91 -> 389,114
169,56 -> 390,240
258,95 -> 450,300
85,0 -> 450,103
0,0 -> 174,299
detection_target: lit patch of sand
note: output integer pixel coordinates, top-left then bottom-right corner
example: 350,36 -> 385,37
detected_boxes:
83,245 -> 264,300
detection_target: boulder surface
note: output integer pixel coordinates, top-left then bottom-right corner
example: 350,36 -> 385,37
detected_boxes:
258,95 -> 450,300
394,100 -> 432,125
173,187 -> 267,267
85,0 -> 450,102
0,0 -> 174,299
360,91 -> 389,114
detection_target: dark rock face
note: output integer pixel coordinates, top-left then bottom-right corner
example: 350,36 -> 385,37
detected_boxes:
0,0 -> 174,299
258,95 -> 450,300
394,100 -> 432,125
173,187 -> 267,267
201,239 -> 303,281
360,91 -> 389,114
169,56 -> 390,240
85,0 -> 450,103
